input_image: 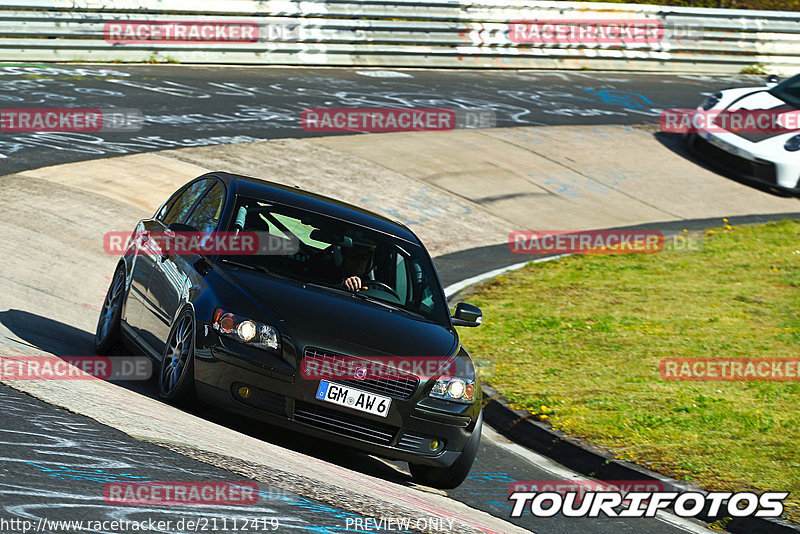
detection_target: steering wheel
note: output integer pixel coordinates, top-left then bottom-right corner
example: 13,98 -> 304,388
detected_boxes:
363,280 -> 400,300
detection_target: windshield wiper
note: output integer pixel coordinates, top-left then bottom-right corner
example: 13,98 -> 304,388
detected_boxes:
351,291 -> 398,309
352,291 -> 426,319
302,279 -> 403,311
219,258 -> 270,274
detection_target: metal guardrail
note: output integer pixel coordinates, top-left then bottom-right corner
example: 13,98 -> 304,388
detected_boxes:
1,0 -> 799,74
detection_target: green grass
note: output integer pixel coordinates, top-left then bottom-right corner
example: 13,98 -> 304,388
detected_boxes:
575,0 -> 800,9
741,64 -> 768,75
458,220 -> 800,521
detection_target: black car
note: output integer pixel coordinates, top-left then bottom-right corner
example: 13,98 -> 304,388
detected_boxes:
95,172 -> 484,488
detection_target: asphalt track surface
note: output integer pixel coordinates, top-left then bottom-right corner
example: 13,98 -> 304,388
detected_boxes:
0,64 -> 774,534
0,383 -> 392,534
0,64 -> 763,174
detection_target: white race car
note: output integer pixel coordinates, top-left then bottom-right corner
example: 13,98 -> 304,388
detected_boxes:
686,74 -> 800,195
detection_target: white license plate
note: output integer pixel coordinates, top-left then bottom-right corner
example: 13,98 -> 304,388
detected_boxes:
315,380 -> 391,418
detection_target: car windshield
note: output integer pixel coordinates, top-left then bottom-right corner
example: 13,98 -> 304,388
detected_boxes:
223,196 -> 450,325
769,74 -> 800,109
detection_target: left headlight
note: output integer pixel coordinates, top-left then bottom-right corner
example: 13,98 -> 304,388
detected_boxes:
784,134 -> 800,152
430,376 -> 476,404
212,308 -> 280,351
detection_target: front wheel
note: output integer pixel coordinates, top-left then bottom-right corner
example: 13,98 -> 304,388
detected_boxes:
409,410 -> 482,489
94,266 -> 126,355
158,308 -> 196,404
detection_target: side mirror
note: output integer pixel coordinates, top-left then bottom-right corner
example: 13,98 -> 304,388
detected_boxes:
452,302 -> 482,327
164,222 -> 200,258
766,74 -> 779,88
167,222 -> 198,233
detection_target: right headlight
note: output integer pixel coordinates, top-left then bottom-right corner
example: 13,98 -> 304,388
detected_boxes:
429,376 -> 476,403
701,92 -> 722,111
784,134 -> 800,152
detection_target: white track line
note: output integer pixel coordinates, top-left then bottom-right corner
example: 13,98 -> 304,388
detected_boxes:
444,255 -> 569,299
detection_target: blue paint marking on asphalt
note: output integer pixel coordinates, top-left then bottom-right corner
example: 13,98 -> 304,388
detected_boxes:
25,462 -> 149,483
300,527 -> 412,533
583,88 -> 656,109
22,465 -> 410,533
540,166 -> 640,198
541,177 -> 585,198
261,490 -> 363,521
259,490 -> 412,532
360,188 -> 472,226
467,472 -> 516,482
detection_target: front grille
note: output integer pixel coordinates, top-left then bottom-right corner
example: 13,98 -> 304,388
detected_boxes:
691,134 -> 777,184
304,347 -> 420,399
294,401 -> 397,446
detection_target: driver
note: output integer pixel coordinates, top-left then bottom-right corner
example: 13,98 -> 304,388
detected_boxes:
340,243 -> 375,292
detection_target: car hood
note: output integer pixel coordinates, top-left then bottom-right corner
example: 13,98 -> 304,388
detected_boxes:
720,88 -> 799,143
229,269 -> 458,360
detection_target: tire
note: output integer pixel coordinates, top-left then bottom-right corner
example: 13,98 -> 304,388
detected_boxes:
409,410 -> 483,489
94,266 -> 126,355
158,307 -> 196,404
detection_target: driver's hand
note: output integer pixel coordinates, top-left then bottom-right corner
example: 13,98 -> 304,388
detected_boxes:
344,276 -> 363,292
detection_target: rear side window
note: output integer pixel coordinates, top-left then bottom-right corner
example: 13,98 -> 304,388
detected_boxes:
186,182 -> 226,233
394,251 -> 409,302
162,180 -> 210,226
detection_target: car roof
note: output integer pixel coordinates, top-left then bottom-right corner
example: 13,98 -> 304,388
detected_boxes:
212,172 -> 420,244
